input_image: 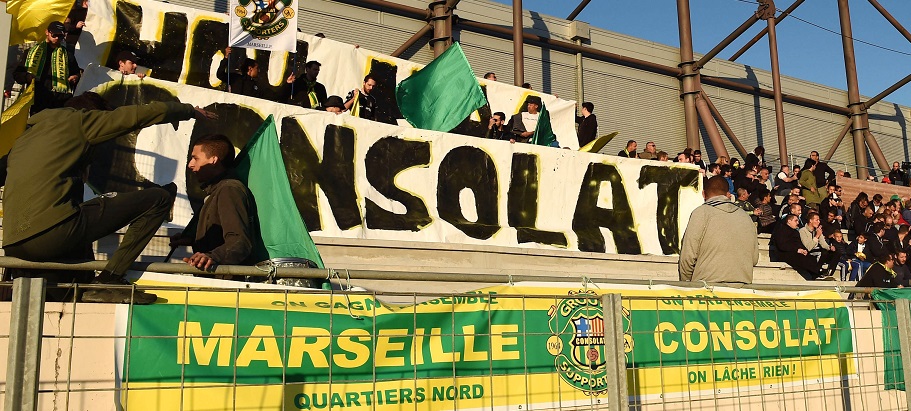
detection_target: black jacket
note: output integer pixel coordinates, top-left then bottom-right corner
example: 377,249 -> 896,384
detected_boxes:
575,114 -> 597,147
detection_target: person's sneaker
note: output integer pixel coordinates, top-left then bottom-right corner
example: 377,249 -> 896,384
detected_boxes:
81,273 -> 157,305
815,275 -> 836,281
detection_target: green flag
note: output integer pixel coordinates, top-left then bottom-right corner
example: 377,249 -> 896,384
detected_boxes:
395,42 -> 488,132
872,288 -> 911,391
234,115 -> 325,268
530,102 -> 557,147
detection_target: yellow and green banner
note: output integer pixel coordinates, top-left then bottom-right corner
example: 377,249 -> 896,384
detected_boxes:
117,277 -> 855,409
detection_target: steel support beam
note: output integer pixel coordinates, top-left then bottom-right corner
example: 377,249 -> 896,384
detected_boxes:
5,277 -> 46,411
863,129 -> 890,171
865,72 -> 911,110
700,89 -> 749,158
603,294 -> 630,411
837,0 -> 870,179
868,0 -> 911,45
391,24 -> 432,57
694,13 -> 760,70
566,0 -> 591,21
761,0 -> 789,167
695,92 -> 729,159
513,0 -> 525,86
677,0 -> 700,149
824,117 -> 853,161
575,38 -> 584,105
729,0 -> 805,62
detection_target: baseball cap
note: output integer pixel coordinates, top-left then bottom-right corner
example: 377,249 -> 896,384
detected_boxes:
47,21 -> 65,34
116,50 -> 139,63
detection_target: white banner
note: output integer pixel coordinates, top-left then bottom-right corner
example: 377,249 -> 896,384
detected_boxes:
229,0 -> 298,52
76,0 -> 580,148
76,64 -> 702,256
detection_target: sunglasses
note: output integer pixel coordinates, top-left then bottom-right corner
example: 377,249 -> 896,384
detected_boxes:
49,33 -> 62,38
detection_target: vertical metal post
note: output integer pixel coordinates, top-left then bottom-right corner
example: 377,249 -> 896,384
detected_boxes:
761,0 -> 789,168
894,299 -> 911,411
837,0 -> 870,180
676,0 -> 700,150
575,39 -> 584,106
602,293 -> 629,411
5,277 -> 47,411
512,0 -> 525,86
430,1 -> 453,57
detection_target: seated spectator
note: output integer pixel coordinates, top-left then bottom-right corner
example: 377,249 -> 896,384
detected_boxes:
705,163 -> 721,179
772,214 -> 826,281
758,167 -> 773,192
617,140 -> 637,158
675,152 -> 692,163
847,233 -> 872,281
750,188 -> 776,234
344,75 -> 378,120
829,231 -> 850,281
895,250 -> 911,287
113,51 -> 145,78
866,222 -> 890,262
486,112 -> 509,140
716,155 -> 729,166
800,212 -> 840,277
778,194 -> 801,220
819,184 -> 844,221
872,194 -> 884,213
483,72 -> 497,81
323,95 -> 346,114
721,165 -> 735,196
656,151 -> 669,161
745,146 -> 765,169
170,134 -> 256,271
507,96 -> 542,143
287,61 -> 327,109
730,158 -> 741,170
855,253 -> 902,289
638,142 -> 657,160
217,49 -> 260,97
821,209 -> 842,237
774,165 -> 797,196
896,225 -> 911,254
734,188 -> 757,222
902,200 -> 911,225
734,165 -> 762,193
853,206 -> 874,237
786,203 -> 805,228
889,162 -> 907,186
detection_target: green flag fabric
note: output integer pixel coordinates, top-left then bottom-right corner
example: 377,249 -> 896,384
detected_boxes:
395,42 -> 488,132
871,288 -> 911,390
530,102 -> 557,147
234,115 -> 325,268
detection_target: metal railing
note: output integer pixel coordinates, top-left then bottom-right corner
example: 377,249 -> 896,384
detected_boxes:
1,259 -> 909,410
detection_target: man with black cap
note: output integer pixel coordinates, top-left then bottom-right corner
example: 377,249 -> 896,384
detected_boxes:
113,50 -> 145,78
287,61 -> 327,109
14,21 -> 81,114
216,47 -> 260,98
506,95 -> 541,143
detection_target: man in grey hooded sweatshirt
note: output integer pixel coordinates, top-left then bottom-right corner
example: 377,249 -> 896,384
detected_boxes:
679,175 -> 759,284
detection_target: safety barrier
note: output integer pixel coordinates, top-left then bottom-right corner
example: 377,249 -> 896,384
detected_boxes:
0,258 -> 909,410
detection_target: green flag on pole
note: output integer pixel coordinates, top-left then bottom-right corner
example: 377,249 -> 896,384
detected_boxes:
395,42 -> 488,132
530,102 -> 557,147
235,115 -> 325,268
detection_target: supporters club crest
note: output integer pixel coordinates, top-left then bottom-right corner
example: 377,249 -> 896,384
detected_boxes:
234,0 -> 294,39
547,291 -> 633,395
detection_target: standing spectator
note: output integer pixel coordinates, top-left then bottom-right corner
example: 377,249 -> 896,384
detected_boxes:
772,214 -> 825,280
799,159 -> 824,209
705,163 -> 720,179
774,165 -> 798,196
506,96 -> 541,143
894,250 -> 911,287
693,150 -> 707,170
486,112 -> 509,140
872,194 -> 885,213
675,152 -> 692,163
721,164 -> 735,196
848,192 -> 870,231
287,61 -> 327,109
829,231 -> 850,281
217,49 -> 260,98
866,222 -> 890,262
323,95 -> 346,114
809,151 -> 836,188
894,225 -> 911,254
575,102 -> 598,147
745,146 -> 765,169
14,22 -> 81,114
847,233 -> 872,281
344,75 -> 378,120
734,166 -> 762,193
483,72 -> 497,81
617,140 -> 637,158
889,162 -> 907,186
639,142 -> 658,160
64,0 -> 88,52
716,155 -> 729,166
656,151 -> 669,161
678,176 -> 758,284
855,253 -> 901,289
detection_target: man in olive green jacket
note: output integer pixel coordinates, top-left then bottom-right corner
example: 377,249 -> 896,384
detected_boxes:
1,92 -> 215,304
